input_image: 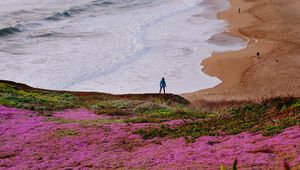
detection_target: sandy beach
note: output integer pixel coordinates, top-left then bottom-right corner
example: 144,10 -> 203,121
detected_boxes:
184,0 -> 300,102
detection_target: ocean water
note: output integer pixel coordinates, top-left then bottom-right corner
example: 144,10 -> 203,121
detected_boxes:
0,0 -> 246,94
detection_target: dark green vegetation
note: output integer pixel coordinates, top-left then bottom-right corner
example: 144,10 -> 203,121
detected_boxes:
53,128 -> 79,138
0,82 -> 76,111
1,80 -> 299,142
0,80 -> 189,113
45,117 -> 123,125
135,98 -> 300,142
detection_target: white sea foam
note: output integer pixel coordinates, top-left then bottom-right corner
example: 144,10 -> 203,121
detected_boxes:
0,0 -> 246,94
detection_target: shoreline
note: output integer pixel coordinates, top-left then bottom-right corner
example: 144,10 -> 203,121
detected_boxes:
184,0 -> 300,102
0,0 -> 236,95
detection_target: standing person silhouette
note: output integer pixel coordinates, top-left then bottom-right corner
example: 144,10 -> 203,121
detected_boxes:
159,77 -> 167,94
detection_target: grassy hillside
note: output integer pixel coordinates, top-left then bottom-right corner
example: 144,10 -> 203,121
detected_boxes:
0,80 -> 299,169
0,80 -> 188,111
0,80 -> 299,141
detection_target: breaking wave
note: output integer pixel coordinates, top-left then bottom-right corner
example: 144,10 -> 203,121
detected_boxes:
45,12 -> 71,21
0,27 -> 21,37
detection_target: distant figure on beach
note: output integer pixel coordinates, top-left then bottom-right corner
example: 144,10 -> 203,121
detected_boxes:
238,8 -> 241,13
159,77 -> 167,94
257,52 -> 260,58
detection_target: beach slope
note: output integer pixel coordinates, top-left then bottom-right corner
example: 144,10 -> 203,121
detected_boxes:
184,0 -> 300,102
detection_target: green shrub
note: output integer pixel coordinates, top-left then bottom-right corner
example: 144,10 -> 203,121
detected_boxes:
135,124 -> 174,139
263,125 -> 283,136
125,117 -> 167,123
229,104 -> 267,116
291,102 -> 300,109
54,129 -> 79,138
46,117 -> 123,125
88,100 -> 135,116
133,102 -> 168,114
89,102 -> 108,110
167,109 -> 211,119
96,108 -> 132,116
111,100 -> 134,109
37,112 -> 53,117
280,117 -> 299,127
263,117 -> 299,136
0,83 -> 77,111
146,108 -> 172,117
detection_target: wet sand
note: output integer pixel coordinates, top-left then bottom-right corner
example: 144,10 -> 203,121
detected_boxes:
184,0 -> 300,102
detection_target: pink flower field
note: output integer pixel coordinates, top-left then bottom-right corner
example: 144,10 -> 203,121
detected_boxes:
1,105 -> 299,169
